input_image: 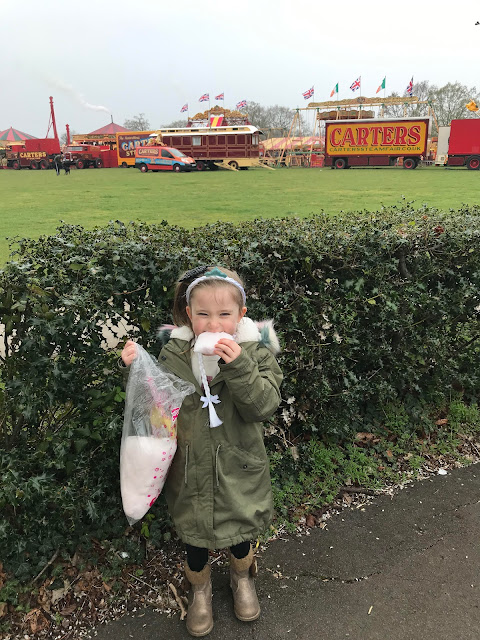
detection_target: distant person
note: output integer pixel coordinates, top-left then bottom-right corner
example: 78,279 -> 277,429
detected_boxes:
54,153 -> 62,176
63,157 -> 71,175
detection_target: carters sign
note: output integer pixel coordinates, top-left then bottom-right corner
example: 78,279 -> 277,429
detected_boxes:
117,132 -> 155,159
19,151 -> 47,159
137,147 -> 159,157
325,119 -> 429,156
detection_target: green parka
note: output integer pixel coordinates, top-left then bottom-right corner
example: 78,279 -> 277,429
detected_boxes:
158,318 -> 282,549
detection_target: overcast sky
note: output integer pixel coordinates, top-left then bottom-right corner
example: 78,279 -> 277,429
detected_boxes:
1,0 -> 479,137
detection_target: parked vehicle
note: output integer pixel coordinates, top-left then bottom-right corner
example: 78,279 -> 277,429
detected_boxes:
119,125 -> 263,170
438,119 -> 480,169
6,138 -> 61,170
6,97 -> 63,170
324,118 -> 429,169
63,145 -> 112,169
135,145 -> 196,172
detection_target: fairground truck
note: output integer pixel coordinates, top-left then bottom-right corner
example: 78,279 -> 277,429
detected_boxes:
324,118 -> 430,169
63,144 -> 113,169
6,138 -> 61,170
435,119 -> 480,169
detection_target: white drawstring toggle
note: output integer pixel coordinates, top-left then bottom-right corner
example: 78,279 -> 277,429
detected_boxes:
200,394 -> 220,408
198,353 -> 223,428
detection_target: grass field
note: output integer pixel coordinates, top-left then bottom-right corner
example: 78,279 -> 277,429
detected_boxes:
1,165 -> 479,264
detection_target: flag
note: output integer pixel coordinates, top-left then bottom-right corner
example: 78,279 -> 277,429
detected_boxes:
406,77 -> 413,97
236,99 -> 247,109
199,93 -> 209,102
302,87 -> 314,100
210,114 -> 224,126
376,77 -> 386,94
215,93 -> 224,100
350,77 -> 361,92
330,83 -> 339,97
180,103 -> 188,113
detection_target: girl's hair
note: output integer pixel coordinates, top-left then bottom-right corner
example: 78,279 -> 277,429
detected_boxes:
172,266 -> 245,327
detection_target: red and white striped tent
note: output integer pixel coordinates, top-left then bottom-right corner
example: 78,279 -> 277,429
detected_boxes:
261,136 -> 324,151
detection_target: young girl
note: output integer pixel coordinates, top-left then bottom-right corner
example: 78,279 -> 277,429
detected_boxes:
121,266 -> 282,637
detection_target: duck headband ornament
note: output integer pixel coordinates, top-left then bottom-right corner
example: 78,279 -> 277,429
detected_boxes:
185,267 -> 246,306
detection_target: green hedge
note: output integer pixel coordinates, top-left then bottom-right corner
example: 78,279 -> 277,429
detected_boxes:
1,206 -> 479,579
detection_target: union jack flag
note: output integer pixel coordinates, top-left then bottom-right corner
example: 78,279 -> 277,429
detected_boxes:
350,76 -> 361,92
199,93 -> 209,102
215,93 -> 224,100
236,99 -> 247,109
302,86 -> 314,100
180,103 -> 188,113
406,77 -> 414,97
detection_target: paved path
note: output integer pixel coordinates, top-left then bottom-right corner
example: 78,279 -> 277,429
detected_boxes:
90,464 -> 480,640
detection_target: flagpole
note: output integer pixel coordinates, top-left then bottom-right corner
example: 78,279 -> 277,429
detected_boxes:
383,76 -> 386,117
359,76 -> 362,119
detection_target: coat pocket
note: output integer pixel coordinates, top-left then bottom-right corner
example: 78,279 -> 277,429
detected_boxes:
214,445 -> 272,537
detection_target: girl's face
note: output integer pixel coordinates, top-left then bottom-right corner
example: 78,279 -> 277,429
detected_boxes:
186,285 -> 246,337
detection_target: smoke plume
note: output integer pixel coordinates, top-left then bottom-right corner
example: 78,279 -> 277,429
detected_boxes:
46,75 -> 111,114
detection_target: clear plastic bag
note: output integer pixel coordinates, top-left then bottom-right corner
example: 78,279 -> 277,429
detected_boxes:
120,344 -> 195,524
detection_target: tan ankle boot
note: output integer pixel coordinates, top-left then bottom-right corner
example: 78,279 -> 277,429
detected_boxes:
184,563 -> 213,637
229,547 -> 260,622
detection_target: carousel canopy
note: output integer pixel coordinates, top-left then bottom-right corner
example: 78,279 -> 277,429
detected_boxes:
0,127 -> 37,142
88,122 -> 130,135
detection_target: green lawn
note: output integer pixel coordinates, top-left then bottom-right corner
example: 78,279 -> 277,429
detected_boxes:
1,165 -> 478,264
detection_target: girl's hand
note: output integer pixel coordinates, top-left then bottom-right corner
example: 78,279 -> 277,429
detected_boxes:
214,338 -> 242,363
121,340 -> 138,366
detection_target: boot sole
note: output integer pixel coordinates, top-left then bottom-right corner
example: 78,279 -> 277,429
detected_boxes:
187,622 -> 214,637
234,609 -> 260,622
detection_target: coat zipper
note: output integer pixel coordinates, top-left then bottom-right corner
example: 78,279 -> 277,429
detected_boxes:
184,444 -> 189,485
215,444 -> 221,488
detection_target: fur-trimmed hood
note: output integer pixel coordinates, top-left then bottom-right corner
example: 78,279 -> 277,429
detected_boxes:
158,317 -> 280,354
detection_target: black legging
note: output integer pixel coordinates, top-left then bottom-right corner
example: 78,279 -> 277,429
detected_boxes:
186,541 -> 251,572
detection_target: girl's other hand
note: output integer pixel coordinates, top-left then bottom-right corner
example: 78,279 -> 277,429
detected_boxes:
214,338 -> 242,363
121,340 -> 138,366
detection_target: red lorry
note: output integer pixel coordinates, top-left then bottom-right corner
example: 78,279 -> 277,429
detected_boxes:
444,119 -> 480,169
63,144 -> 117,169
324,118 -> 430,169
6,138 -> 61,170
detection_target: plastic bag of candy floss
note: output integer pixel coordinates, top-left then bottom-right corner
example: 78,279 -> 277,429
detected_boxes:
120,344 -> 195,525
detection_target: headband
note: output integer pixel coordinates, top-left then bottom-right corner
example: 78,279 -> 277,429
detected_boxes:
185,267 -> 246,306
179,265 -> 208,282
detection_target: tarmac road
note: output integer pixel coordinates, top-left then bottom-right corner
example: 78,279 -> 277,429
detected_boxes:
89,464 -> 480,640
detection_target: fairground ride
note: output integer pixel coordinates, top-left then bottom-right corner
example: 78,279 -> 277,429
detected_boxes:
272,96 -> 438,167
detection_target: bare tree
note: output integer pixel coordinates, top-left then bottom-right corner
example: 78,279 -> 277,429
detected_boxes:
245,101 -> 269,129
123,113 -> 150,131
60,130 -> 77,146
431,82 -> 480,126
163,119 -> 188,128
266,105 -> 296,130
382,80 -> 480,133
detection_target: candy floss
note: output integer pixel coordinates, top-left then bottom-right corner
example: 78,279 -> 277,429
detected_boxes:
120,345 -> 195,524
